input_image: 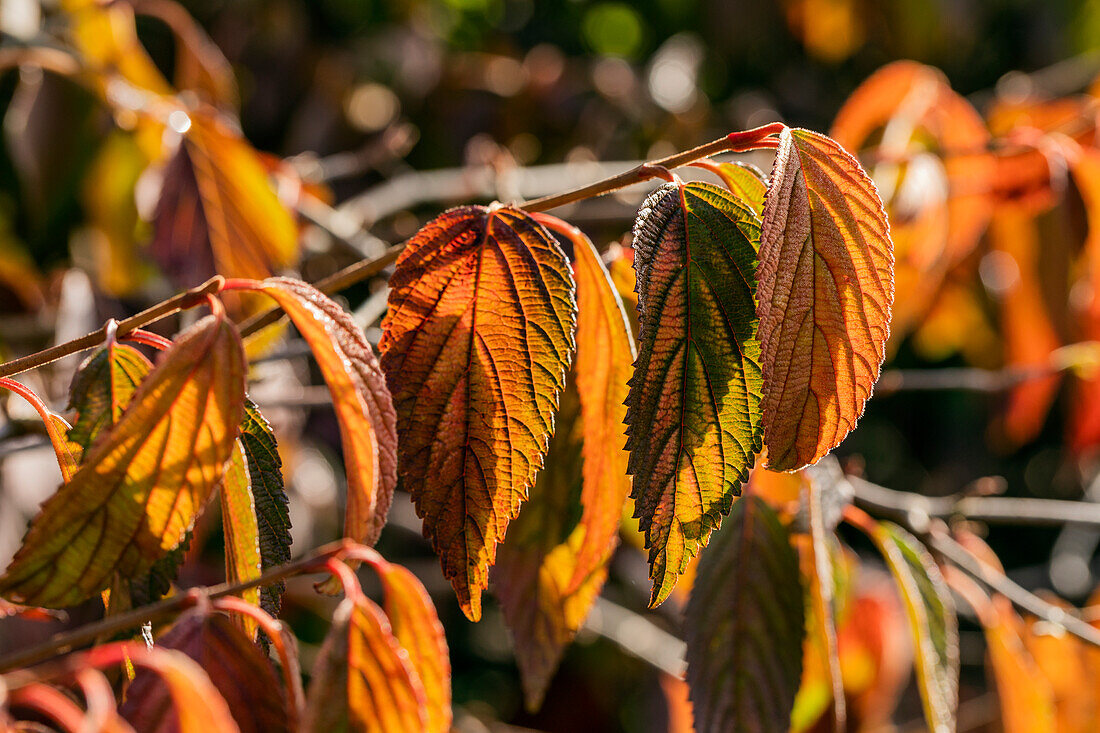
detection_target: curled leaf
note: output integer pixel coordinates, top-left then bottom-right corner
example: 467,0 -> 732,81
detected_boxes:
251,278 -> 396,547
0,314 -> 246,607
220,443 -> 262,636
380,205 -> 576,621
627,181 -> 763,606
684,496 -> 804,733
758,128 -> 893,471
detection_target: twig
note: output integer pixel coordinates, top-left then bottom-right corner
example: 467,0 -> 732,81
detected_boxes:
848,476 -> 1100,528
0,539 -> 356,673
0,277 -> 224,380
875,366 -> 1053,394
581,597 -> 686,678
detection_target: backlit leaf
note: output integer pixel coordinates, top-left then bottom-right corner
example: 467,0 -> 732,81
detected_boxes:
120,610 -> 290,733
684,495 -> 804,733
626,181 -> 762,606
153,113 -> 298,289
0,379 -> 79,482
985,597 -> 1057,733
379,205 -> 576,621
869,521 -> 959,733
758,127 -> 893,471
495,226 -> 634,708
238,400 -> 292,617
249,278 -> 396,548
370,558 -> 452,732
710,162 -> 768,215
220,444 -> 262,637
0,314 -> 246,607
67,342 -> 152,452
1023,605 -> 1100,733
302,597 -> 428,732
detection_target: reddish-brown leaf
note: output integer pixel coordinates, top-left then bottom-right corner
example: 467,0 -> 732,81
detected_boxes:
758,128 -> 893,471
380,205 -> 576,621
0,314 -> 246,607
120,610 -> 290,733
303,597 -> 429,732
250,278 -> 396,547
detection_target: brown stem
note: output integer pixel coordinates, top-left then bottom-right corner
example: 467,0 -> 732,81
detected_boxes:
0,538 -> 355,674
0,276 -> 224,380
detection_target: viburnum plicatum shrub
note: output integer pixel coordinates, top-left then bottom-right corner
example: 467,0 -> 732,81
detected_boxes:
4,4 -> 1020,733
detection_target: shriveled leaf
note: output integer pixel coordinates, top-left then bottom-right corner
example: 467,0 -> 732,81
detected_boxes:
685,495 -> 804,733
371,560 -> 452,732
758,127 -> 893,471
152,113 -> 298,289
251,278 -> 396,548
627,181 -> 762,606
67,342 -> 152,452
239,400 -> 292,616
495,226 -> 634,708
0,315 -> 246,607
303,597 -> 428,732
120,611 -> 289,733
380,205 -> 576,621
220,443 -> 262,637
869,522 -> 959,733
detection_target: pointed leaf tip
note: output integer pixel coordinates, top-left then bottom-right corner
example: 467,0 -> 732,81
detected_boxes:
758,128 -> 894,471
625,181 -> 763,606
380,205 -> 577,621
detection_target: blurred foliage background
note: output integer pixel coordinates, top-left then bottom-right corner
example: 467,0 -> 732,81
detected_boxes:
4,0 -> 1100,731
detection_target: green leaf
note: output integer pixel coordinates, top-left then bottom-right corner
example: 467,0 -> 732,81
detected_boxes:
871,521 -> 959,733
67,342 -> 152,451
684,495 -> 804,733
239,399 -> 292,617
626,181 -> 763,606
711,161 -> 768,215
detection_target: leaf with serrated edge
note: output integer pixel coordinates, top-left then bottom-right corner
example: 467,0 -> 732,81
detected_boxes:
0,315 -> 246,607
303,597 -> 428,732
626,181 -> 763,606
239,399 -> 292,617
758,127 -> 893,471
372,560 -> 452,732
220,443 -> 262,637
685,495 -> 804,733
870,522 -> 959,733
121,610 -> 289,733
712,162 -> 768,216
380,205 -> 576,621
495,227 -> 634,707
67,342 -> 152,452
251,278 -> 396,548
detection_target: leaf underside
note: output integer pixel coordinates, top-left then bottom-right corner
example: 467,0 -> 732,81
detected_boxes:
684,495 -> 804,733
758,128 -> 893,471
380,204 -> 576,621
0,315 -> 246,607
626,181 -> 763,607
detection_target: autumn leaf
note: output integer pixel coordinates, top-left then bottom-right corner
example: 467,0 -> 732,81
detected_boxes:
985,597 -> 1057,733
153,112 -> 298,289
368,557 -> 452,732
220,444 -> 262,636
245,278 -> 396,549
1023,605 -> 1100,732
684,495 -> 804,733
699,160 -> 768,215
627,181 -> 762,607
758,127 -> 893,471
380,205 -> 576,621
0,314 -> 246,607
238,400 -> 292,617
303,597 -> 429,732
67,341 -> 152,452
495,223 -> 634,708
0,378 -> 80,482
868,521 -> 959,733
120,610 -> 290,733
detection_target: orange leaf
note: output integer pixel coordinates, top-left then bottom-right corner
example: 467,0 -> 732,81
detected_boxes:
153,112 -> 299,289
120,610 -> 290,733
369,560 -> 452,732
0,378 -> 79,482
249,278 -> 396,548
219,443 -> 262,637
1023,608 -> 1100,732
0,314 -> 246,607
758,128 -> 893,471
303,597 -> 428,732
985,597 -> 1057,733
379,205 -> 576,621
494,223 -> 634,708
